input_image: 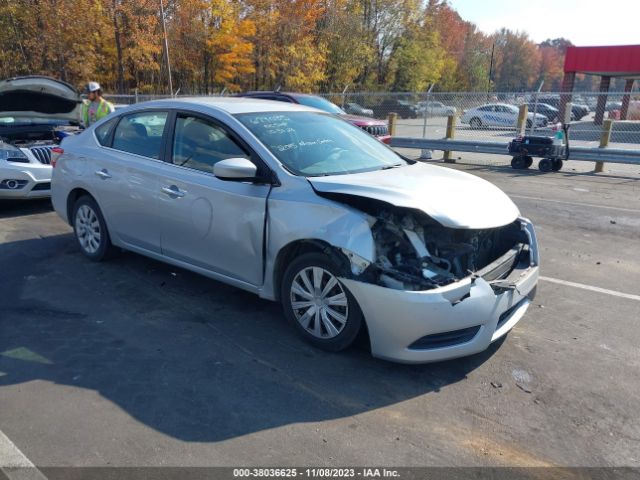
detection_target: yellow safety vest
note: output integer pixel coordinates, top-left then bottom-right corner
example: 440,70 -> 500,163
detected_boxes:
82,98 -> 114,127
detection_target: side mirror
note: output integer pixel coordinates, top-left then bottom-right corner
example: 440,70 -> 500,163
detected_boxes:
213,157 -> 257,180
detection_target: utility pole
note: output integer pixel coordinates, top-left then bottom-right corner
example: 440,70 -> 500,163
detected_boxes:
159,0 -> 173,96
487,41 -> 495,99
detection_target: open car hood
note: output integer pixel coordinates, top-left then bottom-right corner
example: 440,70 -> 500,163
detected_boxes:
0,76 -> 81,121
308,162 -> 520,229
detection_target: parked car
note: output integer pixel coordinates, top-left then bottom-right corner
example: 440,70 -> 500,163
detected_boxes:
343,102 -> 374,117
605,101 -> 622,112
524,103 -> 561,122
0,76 -> 83,199
461,103 -> 548,129
537,96 -> 589,120
371,99 -> 418,119
51,97 -> 539,364
237,92 -> 390,143
415,101 -> 456,117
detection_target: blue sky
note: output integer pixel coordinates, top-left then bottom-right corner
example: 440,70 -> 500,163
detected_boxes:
448,0 -> 638,46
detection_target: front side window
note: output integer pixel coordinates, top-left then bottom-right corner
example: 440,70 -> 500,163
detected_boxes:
237,111 -> 406,177
172,115 -> 249,174
112,111 -> 168,159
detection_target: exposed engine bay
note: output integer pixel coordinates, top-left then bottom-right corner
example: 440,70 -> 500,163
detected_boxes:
320,193 -> 530,292
367,209 -> 526,291
0,123 -> 81,148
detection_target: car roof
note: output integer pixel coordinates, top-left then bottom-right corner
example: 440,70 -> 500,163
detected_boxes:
117,96 -> 319,115
479,103 -> 515,108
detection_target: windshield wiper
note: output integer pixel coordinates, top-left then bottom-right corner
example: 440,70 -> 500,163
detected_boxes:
380,163 -> 404,170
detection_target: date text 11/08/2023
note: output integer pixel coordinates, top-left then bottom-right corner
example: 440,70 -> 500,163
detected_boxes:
232,468 -> 400,478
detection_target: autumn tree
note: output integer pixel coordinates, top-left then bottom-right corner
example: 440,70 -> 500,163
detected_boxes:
318,0 -> 373,92
492,29 -> 541,91
387,18 -> 445,91
246,0 -> 327,91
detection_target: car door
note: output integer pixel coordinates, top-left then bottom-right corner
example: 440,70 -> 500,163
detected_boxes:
492,105 -> 511,126
90,110 -> 169,253
479,105 -> 497,126
157,111 -> 271,286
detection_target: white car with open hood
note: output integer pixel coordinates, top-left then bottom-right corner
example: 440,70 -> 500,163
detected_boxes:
51,97 -> 539,363
0,76 -> 83,198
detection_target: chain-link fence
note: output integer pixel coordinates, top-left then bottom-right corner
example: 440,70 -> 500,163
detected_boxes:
321,91 -> 640,151
103,90 -> 640,154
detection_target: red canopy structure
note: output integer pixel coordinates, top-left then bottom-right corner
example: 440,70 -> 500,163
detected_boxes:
560,45 -> 640,124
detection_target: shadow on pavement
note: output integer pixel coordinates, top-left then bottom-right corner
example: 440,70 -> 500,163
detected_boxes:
0,199 -> 53,219
0,233 -> 502,443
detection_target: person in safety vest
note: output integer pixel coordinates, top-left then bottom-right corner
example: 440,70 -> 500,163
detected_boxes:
81,82 -> 114,127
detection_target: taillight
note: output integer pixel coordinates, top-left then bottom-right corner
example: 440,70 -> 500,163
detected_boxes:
51,147 -> 64,167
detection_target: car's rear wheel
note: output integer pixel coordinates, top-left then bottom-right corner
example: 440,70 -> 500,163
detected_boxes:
281,253 -> 363,352
73,196 -> 113,261
470,117 -> 482,129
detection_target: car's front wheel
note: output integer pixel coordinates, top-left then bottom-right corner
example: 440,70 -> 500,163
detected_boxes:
73,195 -> 113,261
469,117 -> 482,129
281,253 -> 363,352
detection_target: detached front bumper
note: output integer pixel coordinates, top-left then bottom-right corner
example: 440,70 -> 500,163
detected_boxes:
341,219 -> 540,364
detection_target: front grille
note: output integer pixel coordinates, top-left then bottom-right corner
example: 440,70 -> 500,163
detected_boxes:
408,325 -> 481,350
361,125 -> 389,137
29,146 -> 53,165
32,182 -> 51,191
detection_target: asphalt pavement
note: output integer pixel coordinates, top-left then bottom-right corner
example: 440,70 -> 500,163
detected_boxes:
0,159 -> 639,472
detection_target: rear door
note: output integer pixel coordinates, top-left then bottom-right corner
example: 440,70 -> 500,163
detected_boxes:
89,110 -> 169,253
157,111 -> 271,285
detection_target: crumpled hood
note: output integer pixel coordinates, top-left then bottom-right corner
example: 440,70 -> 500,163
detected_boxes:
308,162 -> 520,229
0,76 -> 81,121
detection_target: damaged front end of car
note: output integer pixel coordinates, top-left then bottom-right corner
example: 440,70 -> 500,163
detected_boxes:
312,193 -> 539,363
323,194 -> 537,296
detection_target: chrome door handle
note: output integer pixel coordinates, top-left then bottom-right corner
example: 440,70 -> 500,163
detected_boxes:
161,185 -> 186,198
94,169 -> 112,179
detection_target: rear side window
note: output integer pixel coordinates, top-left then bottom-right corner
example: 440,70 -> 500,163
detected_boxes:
112,111 -> 168,159
94,117 -> 118,146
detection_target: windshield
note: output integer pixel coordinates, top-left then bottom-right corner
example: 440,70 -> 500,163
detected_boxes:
237,111 -> 406,176
294,96 -> 345,115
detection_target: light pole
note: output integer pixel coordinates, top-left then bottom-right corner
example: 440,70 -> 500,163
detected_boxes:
159,0 -> 173,96
487,41 -> 495,100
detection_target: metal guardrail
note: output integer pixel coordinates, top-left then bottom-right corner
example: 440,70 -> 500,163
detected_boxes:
390,137 -> 640,165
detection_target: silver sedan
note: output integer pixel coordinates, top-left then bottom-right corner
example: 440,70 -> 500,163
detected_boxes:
51,98 -> 539,363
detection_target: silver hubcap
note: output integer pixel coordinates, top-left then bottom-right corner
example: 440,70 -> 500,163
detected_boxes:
75,205 -> 101,254
290,267 -> 348,339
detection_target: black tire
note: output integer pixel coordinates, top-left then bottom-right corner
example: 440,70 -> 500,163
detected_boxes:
524,156 -> 533,168
552,159 -> 563,172
526,119 -> 532,129
511,156 -> 527,169
72,195 -> 113,261
469,117 -> 482,129
538,158 -> 553,172
280,252 -> 363,352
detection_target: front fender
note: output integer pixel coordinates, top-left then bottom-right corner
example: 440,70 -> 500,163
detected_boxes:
260,192 -> 375,300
